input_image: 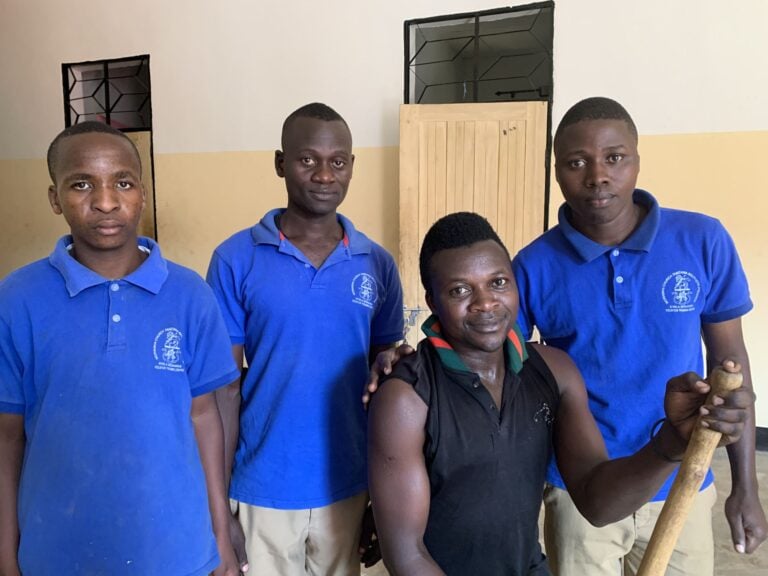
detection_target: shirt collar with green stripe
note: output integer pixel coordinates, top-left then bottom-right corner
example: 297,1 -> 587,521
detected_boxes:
421,314 -> 528,375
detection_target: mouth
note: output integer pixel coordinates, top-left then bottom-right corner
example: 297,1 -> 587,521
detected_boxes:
585,193 -> 613,208
467,314 -> 507,332
309,189 -> 338,199
93,221 -> 125,235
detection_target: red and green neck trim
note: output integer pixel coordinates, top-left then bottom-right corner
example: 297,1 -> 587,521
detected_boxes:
421,313 -> 528,375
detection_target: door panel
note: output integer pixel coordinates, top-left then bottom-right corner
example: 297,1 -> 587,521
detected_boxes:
399,102 -> 547,342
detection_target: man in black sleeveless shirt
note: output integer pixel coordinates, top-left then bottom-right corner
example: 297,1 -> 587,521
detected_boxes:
367,212 -> 753,576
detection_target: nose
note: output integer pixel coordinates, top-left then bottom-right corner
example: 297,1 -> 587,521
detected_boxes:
311,162 -> 335,184
585,162 -> 609,187
91,183 -> 119,212
471,287 -> 498,311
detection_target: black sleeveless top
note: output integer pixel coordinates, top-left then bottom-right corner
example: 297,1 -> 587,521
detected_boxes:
387,341 -> 559,575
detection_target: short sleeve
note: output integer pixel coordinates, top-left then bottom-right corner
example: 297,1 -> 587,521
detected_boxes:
206,250 -> 246,344
701,222 -> 753,324
186,282 -> 241,397
371,254 -> 405,346
0,316 -> 25,414
511,255 -> 533,340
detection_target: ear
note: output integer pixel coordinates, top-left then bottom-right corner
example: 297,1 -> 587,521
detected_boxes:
425,290 -> 436,314
48,185 -> 63,215
139,182 -> 147,212
274,150 -> 285,177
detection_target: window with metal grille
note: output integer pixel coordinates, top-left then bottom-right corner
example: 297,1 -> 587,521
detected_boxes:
405,3 -> 553,105
62,55 -> 152,130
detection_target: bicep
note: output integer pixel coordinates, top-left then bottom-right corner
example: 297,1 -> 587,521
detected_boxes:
702,318 -> 750,377
535,345 -> 607,491
191,391 -> 219,421
0,413 -> 24,444
231,344 -> 244,372
368,379 -> 431,563
0,413 -> 25,474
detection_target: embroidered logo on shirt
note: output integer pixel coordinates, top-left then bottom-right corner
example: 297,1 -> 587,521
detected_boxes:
153,328 -> 184,372
351,273 -> 378,309
661,270 -> 701,313
533,402 -> 553,426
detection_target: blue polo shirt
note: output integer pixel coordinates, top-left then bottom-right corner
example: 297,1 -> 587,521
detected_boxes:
207,209 -> 404,509
512,190 -> 752,500
0,236 -> 240,575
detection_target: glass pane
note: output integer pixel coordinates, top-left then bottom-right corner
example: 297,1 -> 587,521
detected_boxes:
406,5 -> 553,104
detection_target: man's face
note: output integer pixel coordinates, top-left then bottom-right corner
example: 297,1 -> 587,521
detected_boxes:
554,119 -> 640,234
48,132 -> 145,256
275,117 -> 354,217
426,240 -> 518,357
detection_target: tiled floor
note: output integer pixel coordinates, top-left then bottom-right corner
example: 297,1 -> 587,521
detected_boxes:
363,449 -> 768,575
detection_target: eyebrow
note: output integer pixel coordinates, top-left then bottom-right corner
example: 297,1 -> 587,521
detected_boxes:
61,170 -> 139,182
61,172 -> 94,182
114,170 -> 139,179
295,148 -> 351,156
444,268 -> 511,282
562,143 -> 630,156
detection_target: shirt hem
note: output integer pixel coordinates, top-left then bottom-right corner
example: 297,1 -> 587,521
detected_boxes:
231,481 -> 367,510
0,401 -> 24,414
701,301 -> 753,324
184,552 -> 220,576
191,368 -> 241,397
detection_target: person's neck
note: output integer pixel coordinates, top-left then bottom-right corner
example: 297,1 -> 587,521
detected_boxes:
456,345 -> 506,388
279,210 -> 342,243
574,202 -> 647,247
70,241 -> 147,280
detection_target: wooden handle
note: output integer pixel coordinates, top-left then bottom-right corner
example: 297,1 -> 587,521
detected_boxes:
636,366 -> 742,576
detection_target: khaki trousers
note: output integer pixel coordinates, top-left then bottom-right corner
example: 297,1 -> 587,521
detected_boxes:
543,483 -> 716,576
231,491 -> 368,576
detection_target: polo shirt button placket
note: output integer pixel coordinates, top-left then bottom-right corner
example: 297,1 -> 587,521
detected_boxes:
107,282 -> 127,349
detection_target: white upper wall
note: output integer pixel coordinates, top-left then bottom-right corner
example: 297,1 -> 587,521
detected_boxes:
2,0 -> 767,159
552,1 -> 768,135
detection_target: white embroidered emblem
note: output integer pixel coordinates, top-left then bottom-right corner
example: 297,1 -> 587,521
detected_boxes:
153,328 -> 184,372
661,271 -> 701,313
534,402 -> 553,426
351,273 -> 378,309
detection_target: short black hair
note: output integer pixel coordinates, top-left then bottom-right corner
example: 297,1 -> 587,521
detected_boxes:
554,97 -> 638,150
47,121 -> 141,183
281,102 -> 350,149
419,212 -> 510,293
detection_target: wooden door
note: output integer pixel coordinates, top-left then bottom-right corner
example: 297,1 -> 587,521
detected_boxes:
399,102 -> 548,342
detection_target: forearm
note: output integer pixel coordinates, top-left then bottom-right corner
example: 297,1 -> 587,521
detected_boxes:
725,367 -> 758,493
0,416 -> 24,574
383,542 -> 445,576
571,422 -> 681,526
214,380 -> 241,489
727,404 -> 758,488
704,321 -> 759,493
192,396 -> 233,542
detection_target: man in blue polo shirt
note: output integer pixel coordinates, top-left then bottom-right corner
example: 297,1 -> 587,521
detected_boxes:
0,122 -> 240,575
512,97 -> 766,575
207,103 -> 403,575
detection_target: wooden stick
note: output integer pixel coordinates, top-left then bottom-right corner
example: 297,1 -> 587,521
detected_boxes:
636,366 -> 743,576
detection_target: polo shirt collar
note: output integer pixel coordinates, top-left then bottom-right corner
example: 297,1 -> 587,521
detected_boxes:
250,208 -> 373,255
558,189 -> 660,262
49,235 -> 169,297
421,314 -> 528,375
